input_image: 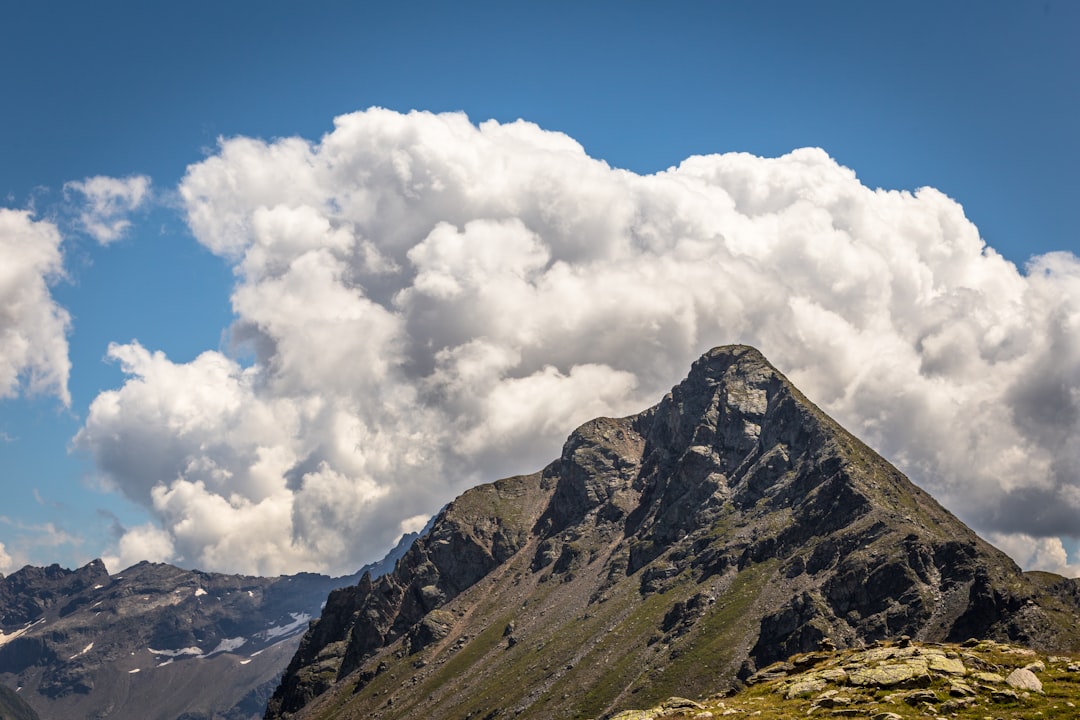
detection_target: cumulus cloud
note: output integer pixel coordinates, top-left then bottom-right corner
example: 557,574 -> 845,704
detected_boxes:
0,209 -> 70,405
988,533 -> 1080,577
65,174 -> 151,244
101,523 -> 175,574
0,541 -> 12,574
76,109 -> 1080,576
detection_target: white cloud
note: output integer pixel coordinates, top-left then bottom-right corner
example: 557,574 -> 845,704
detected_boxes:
988,532 -> 1080,577
101,523 -> 175,574
0,209 -> 70,405
0,541 -> 12,574
76,109 -> 1080,576
65,174 -> 151,244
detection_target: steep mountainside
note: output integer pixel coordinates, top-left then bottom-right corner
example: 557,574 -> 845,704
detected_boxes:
0,682 -> 40,720
267,345 -> 1080,720
0,534 -> 414,720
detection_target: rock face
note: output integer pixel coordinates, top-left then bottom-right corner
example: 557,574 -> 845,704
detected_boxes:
265,345 -> 1080,720
0,535 -> 414,720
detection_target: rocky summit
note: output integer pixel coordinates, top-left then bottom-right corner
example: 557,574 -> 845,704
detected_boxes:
0,535 -> 412,720
265,345 -> 1080,720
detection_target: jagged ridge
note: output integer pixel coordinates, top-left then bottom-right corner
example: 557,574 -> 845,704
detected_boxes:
0,536 -> 415,720
266,345 -> 1080,720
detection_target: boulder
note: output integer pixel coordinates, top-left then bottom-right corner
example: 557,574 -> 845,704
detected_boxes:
1005,667 -> 1043,692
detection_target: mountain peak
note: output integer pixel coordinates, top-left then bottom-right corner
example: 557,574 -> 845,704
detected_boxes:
266,346 -> 1080,720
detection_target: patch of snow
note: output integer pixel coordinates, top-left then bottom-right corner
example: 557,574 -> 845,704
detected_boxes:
69,642 -> 94,659
194,587 -> 207,597
0,618 -> 45,648
91,601 -> 102,608
93,584 -> 103,590
260,612 -> 311,640
249,649 -> 263,658
239,659 -> 252,665
247,590 -> 253,597
201,637 -> 247,657
128,668 -> 140,674
156,659 -> 174,667
149,646 -> 202,658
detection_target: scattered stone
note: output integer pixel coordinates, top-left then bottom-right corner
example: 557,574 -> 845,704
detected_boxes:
809,689 -> 854,711
818,637 -> 836,652
782,678 -> 824,699
1024,660 -> 1046,673
1067,663 -> 1080,673
940,697 -> 976,712
869,714 -> 903,720
791,652 -> 832,670
609,711 -> 658,720
817,668 -> 848,683
661,697 -> 704,712
991,688 -> 1020,703
903,689 -> 938,705
948,681 -> 975,696
1005,646 -> 1037,657
971,671 -> 1005,684
747,661 -> 793,684
1005,667 -> 1042,692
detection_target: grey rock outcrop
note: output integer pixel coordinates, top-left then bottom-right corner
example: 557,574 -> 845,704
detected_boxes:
1005,667 -> 1043,692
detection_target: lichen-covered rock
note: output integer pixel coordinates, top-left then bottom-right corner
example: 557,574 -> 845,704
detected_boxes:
608,711 -> 658,720
848,661 -> 930,688
926,653 -> 967,675
782,677 -> 825,699
660,696 -> 703,711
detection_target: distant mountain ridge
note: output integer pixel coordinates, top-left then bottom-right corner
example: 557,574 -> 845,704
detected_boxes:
0,533 -> 416,720
265,345 -> 1080,720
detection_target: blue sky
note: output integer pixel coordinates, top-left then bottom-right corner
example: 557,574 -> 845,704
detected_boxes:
1,1 -> 1078,576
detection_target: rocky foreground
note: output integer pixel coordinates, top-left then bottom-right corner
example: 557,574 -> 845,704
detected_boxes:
607,638 -> 1080,720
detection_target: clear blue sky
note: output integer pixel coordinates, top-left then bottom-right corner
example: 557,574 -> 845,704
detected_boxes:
1,1 -> 1077,573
